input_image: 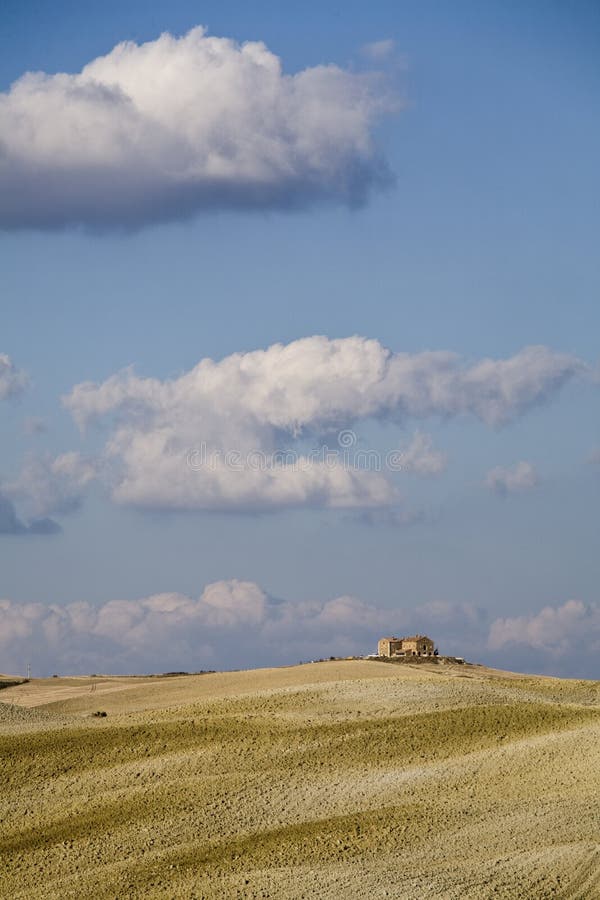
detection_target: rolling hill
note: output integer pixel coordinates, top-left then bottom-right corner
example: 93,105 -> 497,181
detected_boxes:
1,660 -> 598,898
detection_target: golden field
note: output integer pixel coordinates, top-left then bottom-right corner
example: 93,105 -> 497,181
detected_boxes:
1,660 -> 599,899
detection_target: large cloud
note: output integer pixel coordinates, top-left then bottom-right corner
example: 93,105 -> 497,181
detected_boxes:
0,27 -> 394,230
0,354 -> 28,400
63,336 -> 583,513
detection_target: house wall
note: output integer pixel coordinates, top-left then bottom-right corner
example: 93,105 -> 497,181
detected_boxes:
405,638 -> 435,656
378,638 -> 402,656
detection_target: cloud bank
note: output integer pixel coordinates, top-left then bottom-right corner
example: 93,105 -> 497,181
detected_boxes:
485,460 -> 538,496
0,581 -> 389,675
1,584 -> 595,678
488,599 -> 600,655
63,336 -> 582,513
0,27 -> 394,230
0,354 -> 28,400
487,600 -> 600,677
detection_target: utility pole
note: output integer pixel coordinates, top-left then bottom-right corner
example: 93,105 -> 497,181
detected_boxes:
26,662 -> 31,680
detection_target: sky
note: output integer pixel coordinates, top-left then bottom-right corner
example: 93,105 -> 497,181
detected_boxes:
1,0 -> 599,678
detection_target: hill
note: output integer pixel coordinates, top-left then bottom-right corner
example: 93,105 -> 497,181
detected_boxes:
1,660 -> 599,898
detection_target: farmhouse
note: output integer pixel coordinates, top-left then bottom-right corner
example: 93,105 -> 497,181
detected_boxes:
378,635 -> 436,658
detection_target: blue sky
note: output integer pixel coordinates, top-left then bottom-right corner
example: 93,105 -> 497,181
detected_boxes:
1,1 -> 599,677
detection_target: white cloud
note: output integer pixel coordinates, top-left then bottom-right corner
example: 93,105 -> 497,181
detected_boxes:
361,40 -> 396,61
0,354 -> 28,400
399,431 -> 447,476
63,336 -> 582,513
488,600 -> 600,657
485,460 -> 538,496
0,26 -> 395,230
5,452 -> 97,519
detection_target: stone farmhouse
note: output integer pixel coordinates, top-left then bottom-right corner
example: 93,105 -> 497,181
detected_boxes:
377,635 -> 436,658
